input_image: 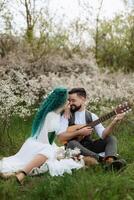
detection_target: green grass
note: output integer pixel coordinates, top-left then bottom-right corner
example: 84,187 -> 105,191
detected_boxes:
0,111 -> 134,200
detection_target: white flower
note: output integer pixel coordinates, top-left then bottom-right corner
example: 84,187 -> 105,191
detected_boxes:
0,66 -> 133,119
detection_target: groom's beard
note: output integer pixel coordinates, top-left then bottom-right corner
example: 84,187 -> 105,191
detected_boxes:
70,105 -> 82,113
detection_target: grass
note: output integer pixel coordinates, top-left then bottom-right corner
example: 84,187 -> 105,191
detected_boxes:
0,110 -> 134,200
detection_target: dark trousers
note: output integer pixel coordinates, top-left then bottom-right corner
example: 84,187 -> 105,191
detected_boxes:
66,135 -> 117,160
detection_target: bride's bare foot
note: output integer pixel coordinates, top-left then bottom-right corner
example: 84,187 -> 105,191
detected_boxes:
0,170 -> 27,185
0,172 -> 15,179
15,171 -> 27,185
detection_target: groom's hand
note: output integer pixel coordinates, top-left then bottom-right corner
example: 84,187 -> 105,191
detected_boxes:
78,127 -> 93,136
113,113 -> 125,123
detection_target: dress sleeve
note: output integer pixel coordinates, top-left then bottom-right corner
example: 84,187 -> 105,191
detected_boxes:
44,112 -> 60,134
56,115 -> 69,135
37,112 -> 60,143
91,113 -> 105,138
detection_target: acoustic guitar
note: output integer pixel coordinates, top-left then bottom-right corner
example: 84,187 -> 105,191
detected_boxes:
65,102 -> 132,142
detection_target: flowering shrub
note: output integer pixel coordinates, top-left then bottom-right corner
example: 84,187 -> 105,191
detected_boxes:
0,52 -> 133,123
0,65 -> 133,120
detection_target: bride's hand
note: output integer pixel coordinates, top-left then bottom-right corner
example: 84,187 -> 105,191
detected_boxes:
63,101 -> 71,119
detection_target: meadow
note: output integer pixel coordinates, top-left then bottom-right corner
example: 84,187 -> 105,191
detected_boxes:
0,103 -> 134,200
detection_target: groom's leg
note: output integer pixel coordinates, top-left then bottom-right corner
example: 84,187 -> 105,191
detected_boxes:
66,140 -> 99,160
82,135 -> 117,159
103,135 -> 117,159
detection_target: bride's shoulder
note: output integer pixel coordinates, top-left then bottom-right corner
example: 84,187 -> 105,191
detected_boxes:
45,112 -> 60,130
46,111 -> 60,120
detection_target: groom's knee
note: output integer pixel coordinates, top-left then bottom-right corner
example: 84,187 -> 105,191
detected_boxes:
66,140 -> 78,149
105,135 -> 117,144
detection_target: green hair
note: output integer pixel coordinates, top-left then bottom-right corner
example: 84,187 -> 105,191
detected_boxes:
31,87 -> 68,138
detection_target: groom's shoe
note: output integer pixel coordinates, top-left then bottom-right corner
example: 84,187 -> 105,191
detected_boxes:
104,159 -> 127,171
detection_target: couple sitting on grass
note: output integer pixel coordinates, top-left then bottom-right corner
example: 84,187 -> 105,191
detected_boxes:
0,87 -> 126,184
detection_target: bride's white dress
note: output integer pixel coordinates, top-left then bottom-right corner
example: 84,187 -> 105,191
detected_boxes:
0,112 -> 83,176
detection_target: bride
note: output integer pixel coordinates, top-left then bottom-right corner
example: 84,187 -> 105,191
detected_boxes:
0,87 -> 85,184
0,87 -> 98,184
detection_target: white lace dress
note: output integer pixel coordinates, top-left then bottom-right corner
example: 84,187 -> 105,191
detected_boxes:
0,112 -> 83,176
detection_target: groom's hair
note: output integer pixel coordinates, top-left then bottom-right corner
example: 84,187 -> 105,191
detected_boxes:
68,88 -> 87,98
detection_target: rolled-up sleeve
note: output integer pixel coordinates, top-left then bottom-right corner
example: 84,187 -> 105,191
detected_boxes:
91,113 -> 105,138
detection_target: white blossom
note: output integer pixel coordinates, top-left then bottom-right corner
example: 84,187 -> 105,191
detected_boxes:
0,66 -> 133,119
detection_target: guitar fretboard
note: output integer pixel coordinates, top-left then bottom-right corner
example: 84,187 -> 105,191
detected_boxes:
79,110 -> 116,129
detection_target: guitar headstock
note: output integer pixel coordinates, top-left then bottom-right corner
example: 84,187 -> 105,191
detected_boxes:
115,102 -> 132,114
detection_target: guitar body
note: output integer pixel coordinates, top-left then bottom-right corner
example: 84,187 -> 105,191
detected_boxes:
66,125 -> 87,143
67,124 -> 86,132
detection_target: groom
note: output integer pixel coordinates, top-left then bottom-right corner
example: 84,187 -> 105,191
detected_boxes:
57,87 -> 126,170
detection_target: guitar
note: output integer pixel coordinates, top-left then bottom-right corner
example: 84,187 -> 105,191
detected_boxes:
65,102 -> 132,142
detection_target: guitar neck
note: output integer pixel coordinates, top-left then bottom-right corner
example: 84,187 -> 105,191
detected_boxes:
80,110 -> 116,129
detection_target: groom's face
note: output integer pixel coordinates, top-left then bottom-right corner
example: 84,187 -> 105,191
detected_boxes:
69,93 -> 85,112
